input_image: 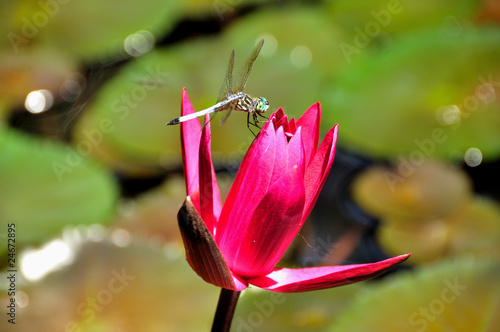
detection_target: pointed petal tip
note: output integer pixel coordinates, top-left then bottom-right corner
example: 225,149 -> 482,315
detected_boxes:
248,253 -> 411,293
326,123 -> 339,140
304,102 -> 322,120
398,253 -> 412,261
271,108 -> 285,121
311,101 -> 321,112
180,89 -> 202,198
181,88 -> 197,117
181,87 -> 188,101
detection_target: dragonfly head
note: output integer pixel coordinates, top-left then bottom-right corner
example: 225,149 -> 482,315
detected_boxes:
256,97 -> 269,113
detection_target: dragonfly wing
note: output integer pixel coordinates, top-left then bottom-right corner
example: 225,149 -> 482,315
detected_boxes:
201,108 -> 219,130
217,50 -> 235,103
200,100 -> 231,129
219,103 -> 236,126
233,39 -> 264,93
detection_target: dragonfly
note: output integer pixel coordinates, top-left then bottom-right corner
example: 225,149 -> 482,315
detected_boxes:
166,39 -> 269,135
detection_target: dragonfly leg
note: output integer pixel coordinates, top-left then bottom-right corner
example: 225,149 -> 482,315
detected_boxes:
256,113 -> 268,121
252,113 -> 261,127
247,112 -> 258,137
246,112 -> 271,136
252,112 -> 267,127
250,113 -> 268,131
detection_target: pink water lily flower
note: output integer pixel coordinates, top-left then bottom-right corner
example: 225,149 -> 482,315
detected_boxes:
177,88 -> 410,292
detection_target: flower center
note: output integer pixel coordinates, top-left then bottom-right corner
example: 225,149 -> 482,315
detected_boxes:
271,109 -> 296,141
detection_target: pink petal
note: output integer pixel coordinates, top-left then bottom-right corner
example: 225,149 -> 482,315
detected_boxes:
248,254 -> 411,293
180,89 -> 201,210
269,126 -> 288,186
288,117 -> 297,135
216,123 -> 277,250
198,114 -> 222,233
296,102 -> 321,168
227,164 -> 306,278
302,124 -> 338,223
273,108 -> 286,126
177,196 -> 248,291
287,127 -> 305,175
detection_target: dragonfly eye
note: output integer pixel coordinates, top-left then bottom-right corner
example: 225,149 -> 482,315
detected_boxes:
256,97 -> 269,113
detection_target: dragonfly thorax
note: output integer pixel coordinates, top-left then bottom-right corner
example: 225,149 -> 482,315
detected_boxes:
232,94 -> 269,114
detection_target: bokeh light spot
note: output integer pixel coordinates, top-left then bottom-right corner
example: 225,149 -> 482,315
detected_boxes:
24,90 -> 54,114
21,239 -> 74,282
16,291 -> 29,308
87,224 -> 107,242
464,147 -> 482,167
257,33 -> 278,56
111,228 -> 132,247
290,45 -> 312,68
60,72 -> 86,102
436,105 -> 461,126
124,30 -> 155,57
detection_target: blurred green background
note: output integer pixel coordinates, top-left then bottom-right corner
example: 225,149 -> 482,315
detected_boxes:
1,0 -> 500,331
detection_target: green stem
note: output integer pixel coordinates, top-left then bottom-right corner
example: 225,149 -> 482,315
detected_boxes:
211,288 -> 241,332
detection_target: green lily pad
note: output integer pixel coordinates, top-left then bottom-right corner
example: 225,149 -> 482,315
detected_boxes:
2,0 -> 182,59
378,217 -> 453,264
378,197 -> 500,263
323,26 -> 500,159
234,279 -> 362,332
329,0 -> 477,43
0,128 -> 118,259
0,47 -> 77,108
222,6 -> 347,107
113,175 -> 193,244
328,257 -> 500,331
450,197 -> 500,258
0,238 -> 219,331
352,162 -> 472,220
352,162 -> 500,263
